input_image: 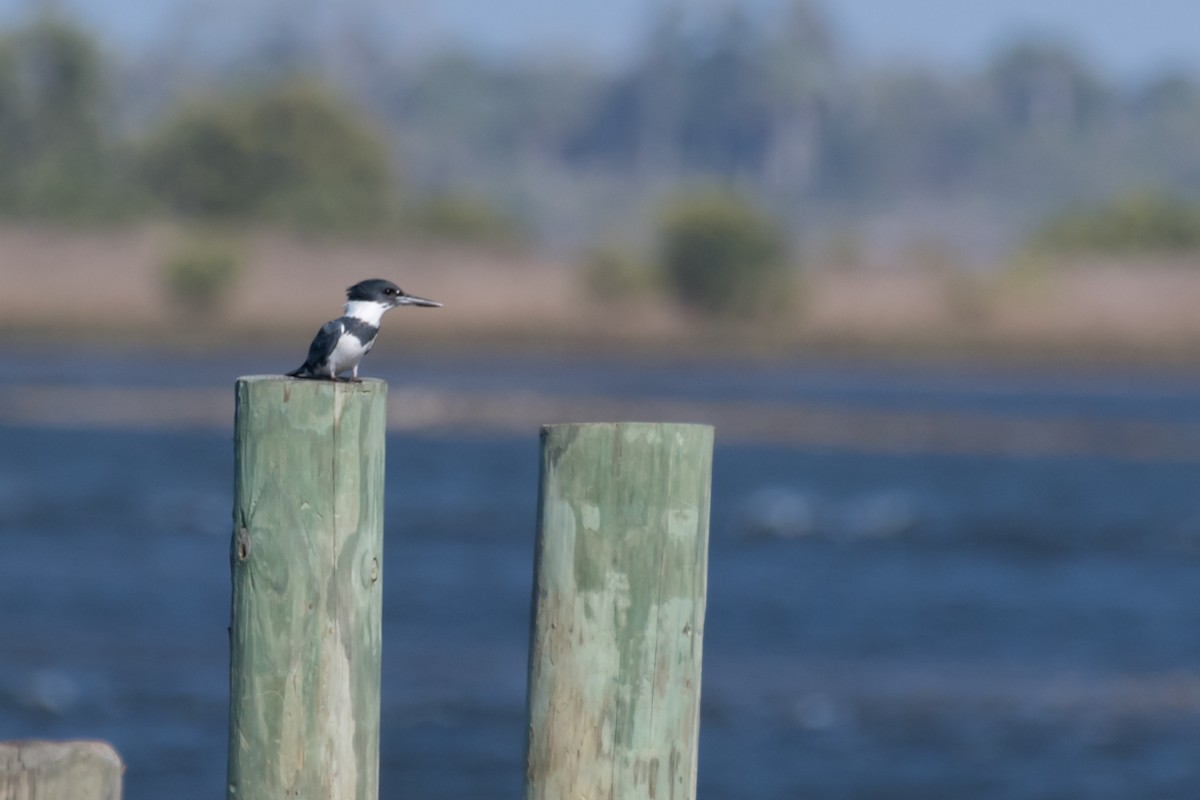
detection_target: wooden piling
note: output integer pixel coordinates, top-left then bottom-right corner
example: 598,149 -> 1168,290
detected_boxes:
228,376 -> 386,800
0,740 -> 123,800
523,422 -> 714,800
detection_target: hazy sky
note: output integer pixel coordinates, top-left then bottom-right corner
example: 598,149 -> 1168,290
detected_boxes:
12,0 -> 1200,81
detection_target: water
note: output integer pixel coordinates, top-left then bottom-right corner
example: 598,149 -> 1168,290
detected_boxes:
3,352 -> 1200,798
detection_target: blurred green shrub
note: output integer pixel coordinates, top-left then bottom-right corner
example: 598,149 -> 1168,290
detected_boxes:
656,189 -> 791,317
406,193 -> 527,244
161,234 -> 243,316
141,81 -> 394,230
1029,191 -> 1200,254
580,243 -> 657,302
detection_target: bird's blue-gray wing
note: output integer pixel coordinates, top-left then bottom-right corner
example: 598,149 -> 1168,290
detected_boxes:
305,319 -> 343,366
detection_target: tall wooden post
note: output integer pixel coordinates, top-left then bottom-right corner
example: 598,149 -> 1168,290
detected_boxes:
228,376 -> 386,800
523,422 -> 713,800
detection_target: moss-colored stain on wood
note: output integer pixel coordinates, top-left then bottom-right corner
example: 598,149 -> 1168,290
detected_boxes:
228,376 -> 385,800
524,422 -> 713,800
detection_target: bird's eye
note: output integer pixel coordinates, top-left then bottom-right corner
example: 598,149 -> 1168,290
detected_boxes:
385,287 -> 397,295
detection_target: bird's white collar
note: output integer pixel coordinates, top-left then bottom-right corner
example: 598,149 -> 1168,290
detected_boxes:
344,300 -> 390,326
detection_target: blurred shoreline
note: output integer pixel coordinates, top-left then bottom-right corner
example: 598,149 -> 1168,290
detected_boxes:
5,225 -> 1200,367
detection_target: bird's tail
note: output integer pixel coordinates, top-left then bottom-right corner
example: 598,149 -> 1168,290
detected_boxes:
285,365 -> 310,378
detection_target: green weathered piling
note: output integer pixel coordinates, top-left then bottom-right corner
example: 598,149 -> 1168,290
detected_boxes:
523,422 -> 714,800
1,740 -> 123,800
228,376 -> 386,800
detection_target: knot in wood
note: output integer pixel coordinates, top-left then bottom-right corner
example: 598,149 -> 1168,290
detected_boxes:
235,527 -> 251,561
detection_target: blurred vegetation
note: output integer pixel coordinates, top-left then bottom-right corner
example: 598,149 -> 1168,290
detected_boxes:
656,190 -> 791,318
1029,191 -> 1200,254
0,17 -> 132,218
580,243 -> 658,303
140,81 -> 394,231
160,233 -> 244,317
404,193 -> 528,245
0,3 -> 1199,254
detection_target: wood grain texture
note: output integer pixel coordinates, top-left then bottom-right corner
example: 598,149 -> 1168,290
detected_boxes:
0,740 -> 123,800
228,376 -> 386,800
524,422 -> 713,800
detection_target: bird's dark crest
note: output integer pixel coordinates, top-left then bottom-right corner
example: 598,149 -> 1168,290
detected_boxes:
347,278 -> 402,301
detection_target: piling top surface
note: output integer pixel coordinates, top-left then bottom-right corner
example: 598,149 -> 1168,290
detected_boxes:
236,376 -> 386,398
541,421 -> 714,435
0,740 -> 124,771
540,423 -> 715,461
238,375 -> 385,387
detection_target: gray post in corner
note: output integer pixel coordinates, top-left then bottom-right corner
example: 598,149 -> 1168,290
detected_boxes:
228,376 -> 386,800
0,740 -> 123,800
523,422 -> 714,800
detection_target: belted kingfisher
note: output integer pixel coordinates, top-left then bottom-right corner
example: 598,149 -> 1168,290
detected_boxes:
286,278 -> 442,381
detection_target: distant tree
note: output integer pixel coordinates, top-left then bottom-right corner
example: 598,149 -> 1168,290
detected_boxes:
842,69 -> 995,197
760,0 -> 840,192
986,40 -> 1109,133
398,52 -> 521,163
141,100 -> 260,218
764,0 -> 838,100
141,80 -> 395,229
1029,191 -> 1200,254
406,193 -> 527,244
656,189 -> 791,317
563,6 -> 776,177
395,52 -> 598,185
631,6 -> 688,177
249,82 -> 394,228
18,19 -> 103,142
678,8 -> 773,176
1127,74 -> 1200,191
1132,73 -> 1200,118
0,16 -> 128,217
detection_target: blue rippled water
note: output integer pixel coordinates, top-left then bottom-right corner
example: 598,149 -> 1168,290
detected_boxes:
3,353 -> 1200,798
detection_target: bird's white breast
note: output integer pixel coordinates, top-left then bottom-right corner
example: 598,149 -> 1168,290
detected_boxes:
328,326 -> 373,375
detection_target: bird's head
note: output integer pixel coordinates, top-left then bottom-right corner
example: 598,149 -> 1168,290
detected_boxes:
346,278 -> 443,311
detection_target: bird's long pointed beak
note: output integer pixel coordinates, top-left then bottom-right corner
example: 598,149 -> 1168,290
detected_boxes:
398,294 -> 442,308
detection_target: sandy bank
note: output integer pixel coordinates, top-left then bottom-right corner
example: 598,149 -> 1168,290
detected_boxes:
3,225 -> 1200,363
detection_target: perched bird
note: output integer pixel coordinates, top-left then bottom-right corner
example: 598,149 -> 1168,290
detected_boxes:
287,278 -> 441,381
